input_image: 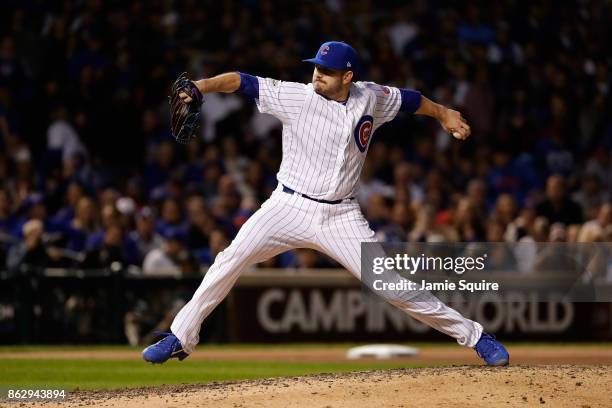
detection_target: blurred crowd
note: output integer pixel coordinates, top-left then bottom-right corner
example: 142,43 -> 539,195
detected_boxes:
1,0 -> 611,275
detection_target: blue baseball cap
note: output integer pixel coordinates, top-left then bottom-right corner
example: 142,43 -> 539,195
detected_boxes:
303,41 -> 358,71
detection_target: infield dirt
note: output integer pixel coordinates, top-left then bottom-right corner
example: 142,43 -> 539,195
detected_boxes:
10,366 -> 611,408
4,346 -> 612,407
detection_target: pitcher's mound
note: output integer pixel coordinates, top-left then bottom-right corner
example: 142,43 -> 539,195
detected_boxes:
24,365 -> 611,408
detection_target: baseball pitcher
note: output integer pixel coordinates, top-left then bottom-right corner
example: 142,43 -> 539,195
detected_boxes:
144,41 -> 509,366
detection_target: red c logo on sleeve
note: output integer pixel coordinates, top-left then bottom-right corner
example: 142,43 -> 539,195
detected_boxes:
354,115 -> 374,152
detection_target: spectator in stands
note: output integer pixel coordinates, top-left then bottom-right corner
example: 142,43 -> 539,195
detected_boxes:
491,193 -> 518,226
52,181 -> 85,226
82,224 -> 135,269
583,203 -> 612,231
466,179 -> 489,216
155,197 -> 185,235
394,162 -> 425,205
453,198 -> 486,242
378,201 -> 415,243
47,105 -> 88,167
366,194 -> 392,232
84,203 -> 118,249
13,193 -> 47,236
64,196 -> 98,252
185,196 -> 215,251
409,204 -> 447,242
116,196 -> 137,231
211,175 -> 242,235
142,227 -> 197,276
6,219 -> 63,272
196,229 -> 230,267
294,249 -> 322,269
536,175 -> 583,225
129,206 -> 163,264
572,174 -> 610,220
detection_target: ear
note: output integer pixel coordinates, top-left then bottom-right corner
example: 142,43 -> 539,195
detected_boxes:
343,70 -> 353,84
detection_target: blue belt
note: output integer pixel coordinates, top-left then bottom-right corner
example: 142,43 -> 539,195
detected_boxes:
282,185 -> 352,205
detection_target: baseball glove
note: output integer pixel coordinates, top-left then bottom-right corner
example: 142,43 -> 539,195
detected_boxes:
169,72 -> 203,144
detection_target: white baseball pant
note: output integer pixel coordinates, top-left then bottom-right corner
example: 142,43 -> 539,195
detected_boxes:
171,184 -> 483,353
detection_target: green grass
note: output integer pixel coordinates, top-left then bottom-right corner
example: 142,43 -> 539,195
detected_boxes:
0,358 -> 424,390
1,342 -> 611,390
1,341 -> 610,353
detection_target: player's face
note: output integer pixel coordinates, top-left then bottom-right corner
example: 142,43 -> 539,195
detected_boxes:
312,65 -> 352,99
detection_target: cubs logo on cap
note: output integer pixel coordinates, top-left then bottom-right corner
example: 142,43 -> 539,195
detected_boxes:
303,41 -> 359,71
354,115 -> 374,152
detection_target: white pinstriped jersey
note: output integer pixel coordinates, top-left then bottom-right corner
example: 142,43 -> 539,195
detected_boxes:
170,76 -> 484,354
256,77 -> 403,201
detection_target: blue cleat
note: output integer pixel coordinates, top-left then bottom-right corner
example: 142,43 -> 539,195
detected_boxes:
474,332 -> 509,366
142,332 -> 189,364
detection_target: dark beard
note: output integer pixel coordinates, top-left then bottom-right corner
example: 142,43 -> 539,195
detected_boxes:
315,88 -> 348,103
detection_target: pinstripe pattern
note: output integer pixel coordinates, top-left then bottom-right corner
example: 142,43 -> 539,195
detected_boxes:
312,200 -> 481,347
172,186 -> 482,353
256,77 -> 403,201
170,78 -> 483,353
